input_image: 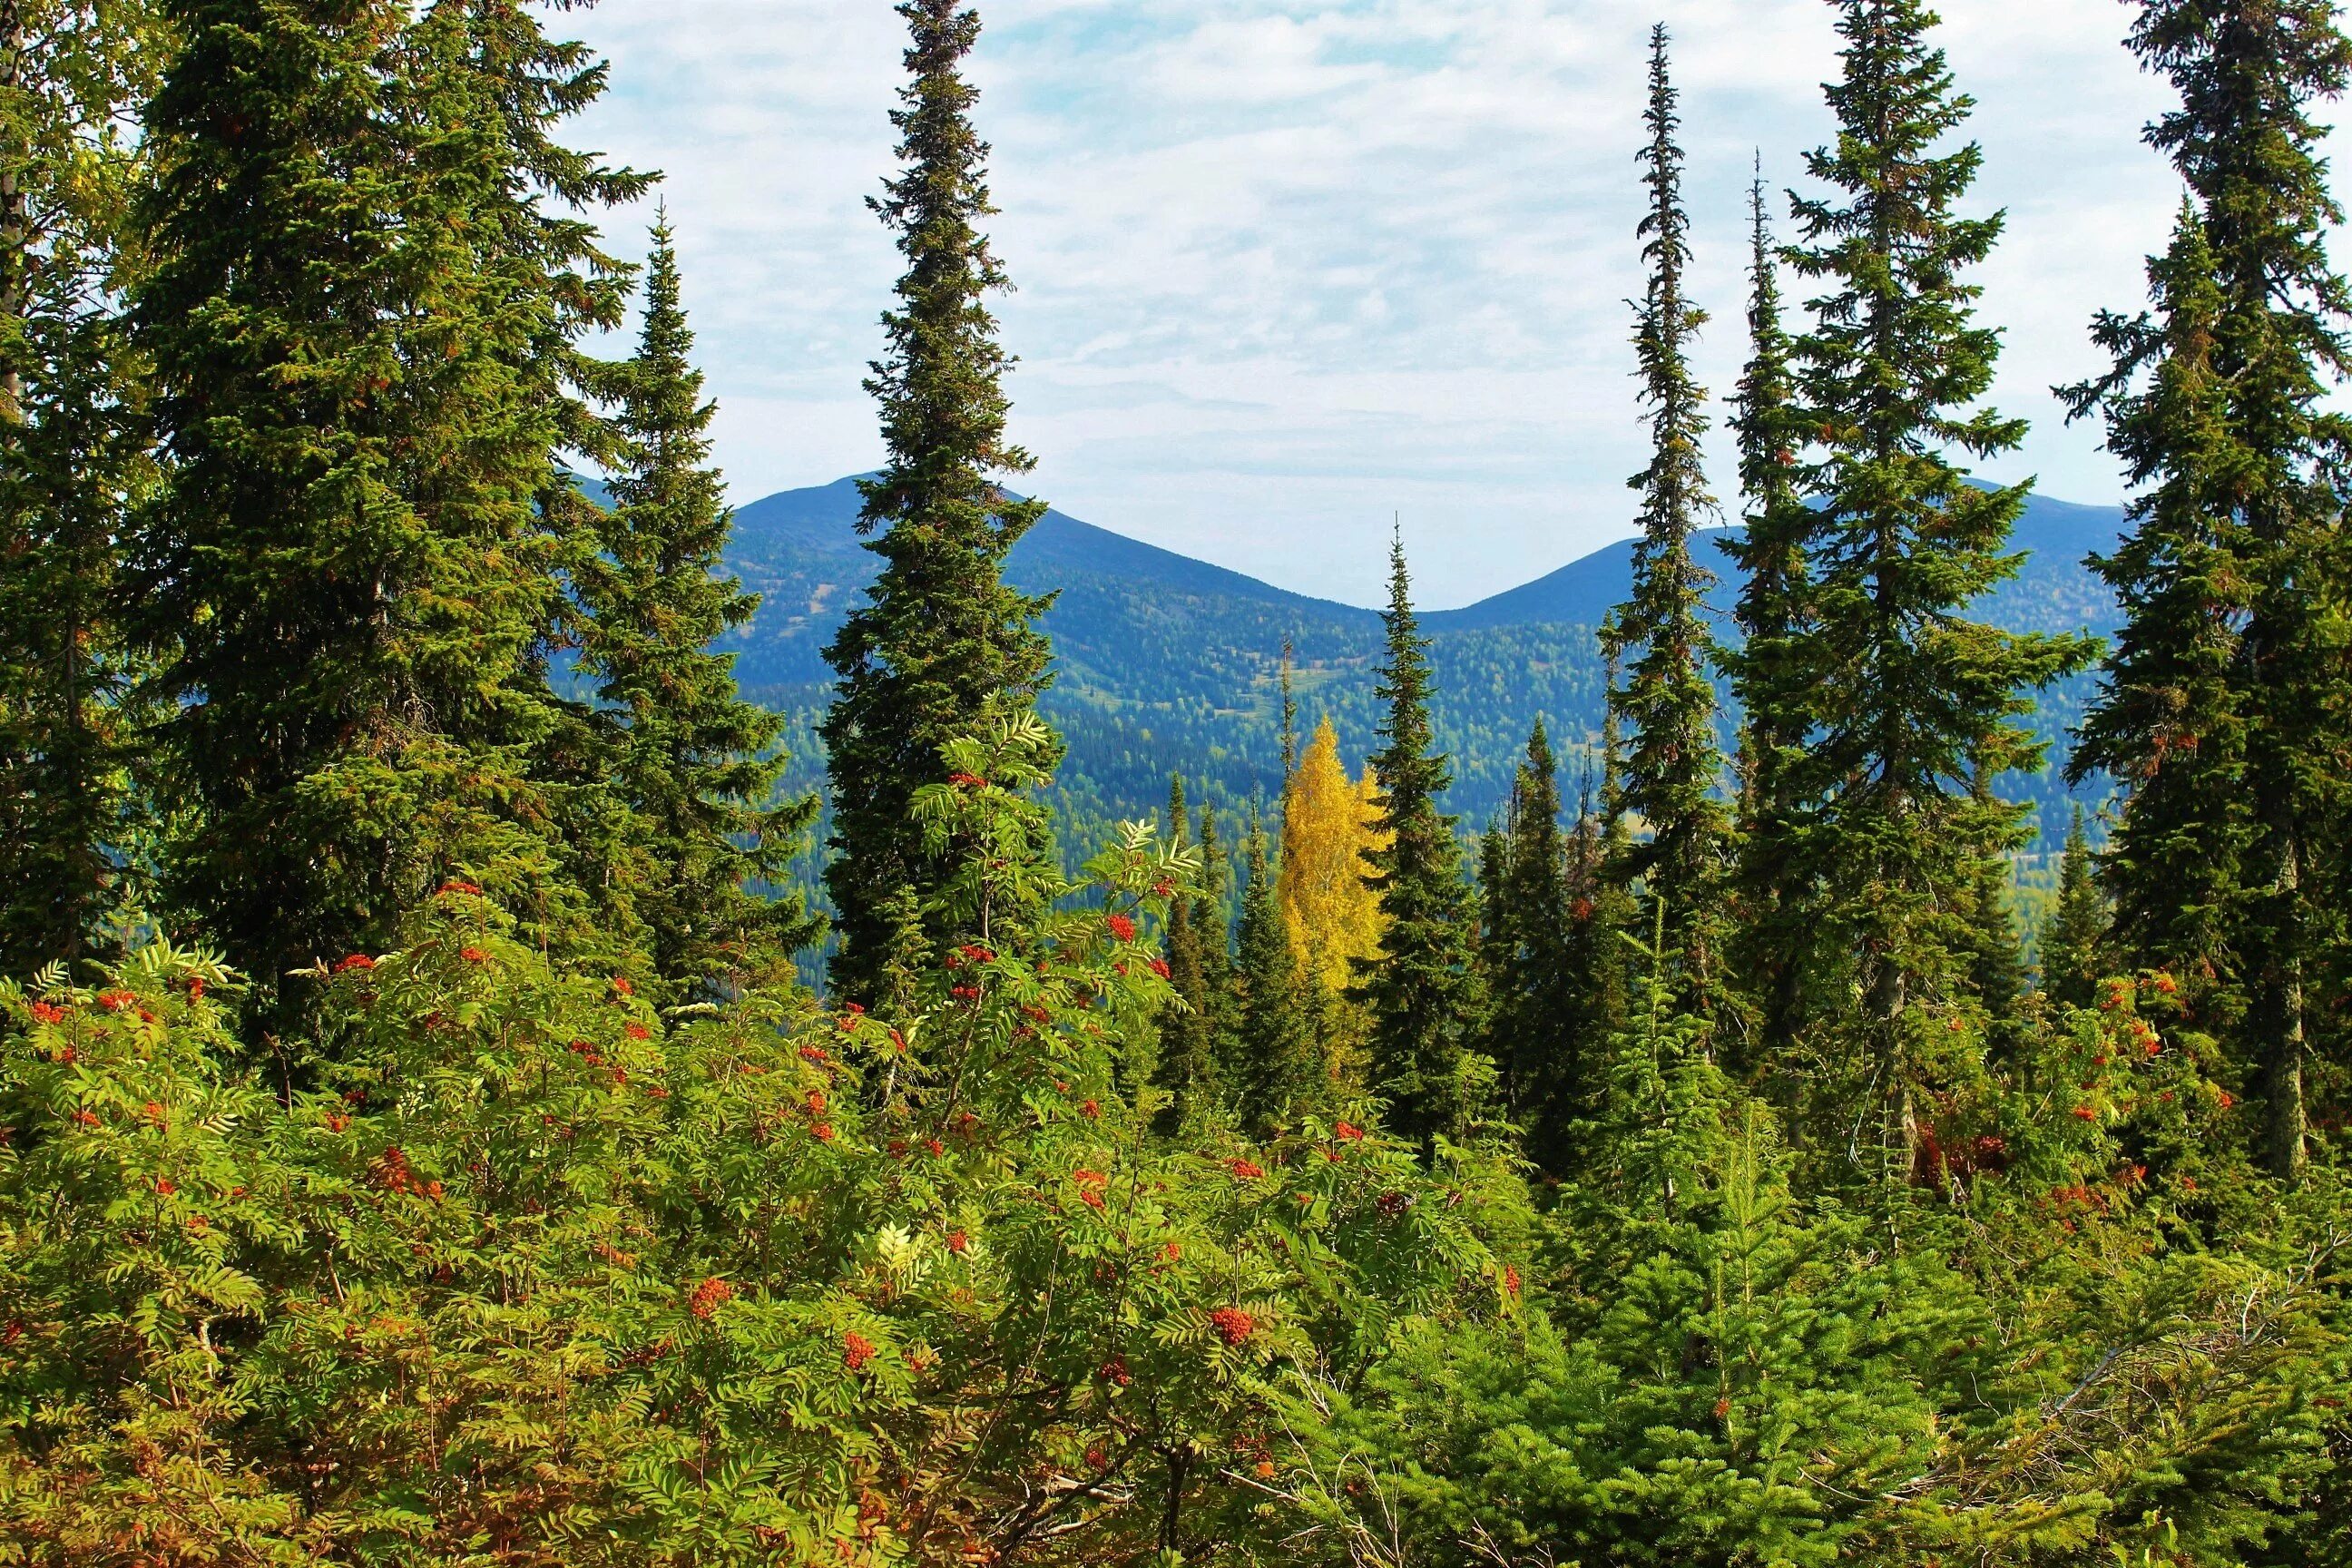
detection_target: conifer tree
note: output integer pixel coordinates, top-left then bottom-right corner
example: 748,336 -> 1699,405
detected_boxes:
1279,715 -> 1386,995
1154,775 -> 1217,1131
2062,0 -> 2352,1179
1606,24 -> 1730,1016
1279,634 -> 1298,778
1357,534 -> 1481,1149
1776,0 -> 2095,1164
822,0 -> 1058,1004
2038,805 -> 2109,1012
1722,161 -> 1812,1068
1474,816 -> 1513,1025
1230,813 -> 1318,1133
574,215 -> 819,995
0,0 -> 159,974
1483,720 -> 1584,1171
128,0 -> 635,1016
1956,768 -> 2027,1034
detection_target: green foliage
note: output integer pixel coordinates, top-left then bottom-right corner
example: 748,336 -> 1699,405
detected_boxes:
0,727 -> 1501,1565
1723,162 -> 1812,1078
1481,721 -> 1602,1176
125,0 -> 641,1022
1154,776 -> 1220,1134
1356,538 -> 1485,1152
1288,932 -> 2343,1568
2039,806 -> 2111,1011
821,0 -> 1060,1004
0,0 -> 162,975
1763,0 -> 2098,1176
2062,0 -> 2352,1181
1607,27 -> 1732,1020
1229,813 -> 1322,1136
573,214 -> 821,997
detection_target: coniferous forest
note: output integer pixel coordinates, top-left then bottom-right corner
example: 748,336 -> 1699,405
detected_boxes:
7,0 -> 2352,1563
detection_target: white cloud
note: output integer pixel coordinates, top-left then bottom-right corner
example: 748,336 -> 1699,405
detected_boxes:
564,0 -> 2318,609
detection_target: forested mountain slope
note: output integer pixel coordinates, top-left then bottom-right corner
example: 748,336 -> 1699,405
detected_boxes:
733,477 -> 2122,854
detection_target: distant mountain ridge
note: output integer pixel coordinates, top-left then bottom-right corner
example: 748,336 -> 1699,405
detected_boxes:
723,476 -> 2128,860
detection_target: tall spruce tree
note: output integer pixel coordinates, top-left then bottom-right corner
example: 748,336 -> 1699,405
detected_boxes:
1722,160 -> 1812,1070
2062,0 -> 2352,1180
1356,534 -> 1481,1150
575,215 -> 820,996
0,0 -> 159,973
2037,805 -> 2109,1012
1777,0 -> 2095,1169
1606,24 -> 1730,1017
128,0 -> 635,1015
1485,720 -> 1585,1172
821,0 -> 1058,1004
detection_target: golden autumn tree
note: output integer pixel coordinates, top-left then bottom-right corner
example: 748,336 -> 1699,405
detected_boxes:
1279,717 -> 1387,995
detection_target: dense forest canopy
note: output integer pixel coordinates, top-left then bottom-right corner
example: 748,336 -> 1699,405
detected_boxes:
2,2 -> 2350,1566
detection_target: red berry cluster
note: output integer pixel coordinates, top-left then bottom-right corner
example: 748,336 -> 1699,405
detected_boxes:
1207,1306 -> 1256,1346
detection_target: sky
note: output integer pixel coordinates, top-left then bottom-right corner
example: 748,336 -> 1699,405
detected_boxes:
563,0 -> 2266,611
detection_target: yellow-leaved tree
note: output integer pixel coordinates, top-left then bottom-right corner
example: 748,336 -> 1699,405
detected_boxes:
1279,716 -> 1387,998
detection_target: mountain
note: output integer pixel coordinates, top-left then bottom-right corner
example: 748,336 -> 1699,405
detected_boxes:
726,478 -> 2126,872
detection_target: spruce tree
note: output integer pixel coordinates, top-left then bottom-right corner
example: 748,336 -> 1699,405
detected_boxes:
2038,805 -> 2109,1012
1605,24 -> 1730,1017
1485,720 -> 1585,1173
821,0 -> 1058,1004
0,0 -> 158,973
574,215 -> 819,996
1154,775 -> 1216,1132
1956,766 -> 2027,1034
1722,160 -> 1812,1070
1230,812 -> 1318,1133
1191,798 -> 1238,1063
2062,0 -> 2352,1180
128,0 -> 632,1016
1475,815 -> 1514,1043
1356,534 -> 1481,1150
1776,0 -> 2095,1167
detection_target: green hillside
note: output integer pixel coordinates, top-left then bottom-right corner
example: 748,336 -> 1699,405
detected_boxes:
733,477 -> 2120,876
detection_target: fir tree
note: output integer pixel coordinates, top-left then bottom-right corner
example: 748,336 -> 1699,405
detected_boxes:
0,0 -> 159,974
2061,0 -> 2352,1180
1475,815 -> 1514,1035
1279,633 -> 1298,779
1155,775 -> 1216,1132
2038,805 -> 2109,1012
1484,720 -> 1584,1171
1776,0 -> 2096,1168
1191,798 -> 1238,1059
1722,158 -> 1811,1071
127,0 -> 634,1017
821,0 -> 1058,1004
1230,811 -> 1318,1133
1605,24 -> 1730,1017
1956,766 -> 2027,1034
575,214 -> 819,996
1356,534 -> 1482,1150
